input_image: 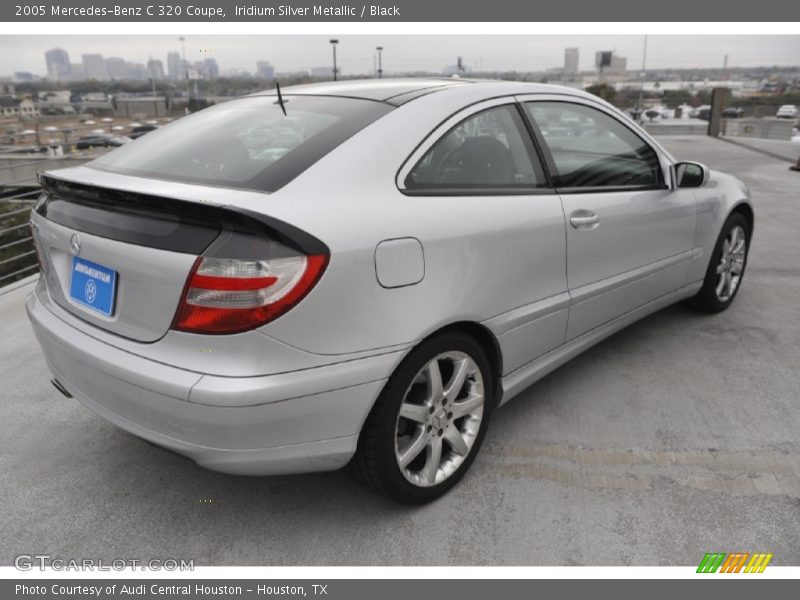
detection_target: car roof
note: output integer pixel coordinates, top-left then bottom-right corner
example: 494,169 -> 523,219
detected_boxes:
257,78 -> 468,105
251,77 -> 595,106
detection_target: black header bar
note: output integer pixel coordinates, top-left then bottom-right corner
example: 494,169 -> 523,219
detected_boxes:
3,0 -> 799,22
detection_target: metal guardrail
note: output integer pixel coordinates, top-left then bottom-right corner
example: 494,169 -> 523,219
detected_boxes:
0,164 -> 42,287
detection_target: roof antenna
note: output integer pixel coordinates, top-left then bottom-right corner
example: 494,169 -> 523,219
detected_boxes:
275,82 -> 287,116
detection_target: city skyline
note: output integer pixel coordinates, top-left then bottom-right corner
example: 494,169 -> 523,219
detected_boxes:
40,46 -> 221,83
2,35 -> 799,80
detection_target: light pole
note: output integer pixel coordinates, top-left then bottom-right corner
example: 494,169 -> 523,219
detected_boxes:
149,56 -> 157,98
179,36 -> 189,100
330,39 -> 339,81
376,46 -> 383,79
637,34 -> 648,120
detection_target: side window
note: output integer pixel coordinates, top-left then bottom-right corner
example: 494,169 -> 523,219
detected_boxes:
524,102 -> 663,189
405,105 -> 546,190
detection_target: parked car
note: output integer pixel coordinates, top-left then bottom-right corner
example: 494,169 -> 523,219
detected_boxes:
74,133 -> 132,149
28,79 -> 754,503
722,107 -> 745,118
128,125 -> 159,139
689,104 -> 711,121
776,104 -> 799,119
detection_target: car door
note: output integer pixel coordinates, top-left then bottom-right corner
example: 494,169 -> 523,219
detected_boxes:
397,98 -> 569,375
520,97 -> 697,340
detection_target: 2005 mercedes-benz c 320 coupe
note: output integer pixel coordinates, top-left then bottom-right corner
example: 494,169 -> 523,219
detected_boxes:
28,79 -> 753,503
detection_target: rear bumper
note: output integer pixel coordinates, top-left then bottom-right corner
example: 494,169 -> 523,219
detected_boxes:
26,288 -> 397,475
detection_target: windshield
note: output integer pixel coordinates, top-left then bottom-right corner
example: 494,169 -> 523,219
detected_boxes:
90,95 -> 392,192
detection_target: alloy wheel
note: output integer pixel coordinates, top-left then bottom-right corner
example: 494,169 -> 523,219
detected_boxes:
394,351 -> 485,487
715,224 -> 747,302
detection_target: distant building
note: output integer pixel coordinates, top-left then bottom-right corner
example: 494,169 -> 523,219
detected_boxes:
565,47 -> 579,77
0,96 -> 19,117
41,90 -> 72,103
0,81 -> 15,95
595,51 -> 627,81
12,72 -> 36,83
256,61 -> 275,80
126,62 -> 149,80
310,66 -> 333,78
0,96 -> 38,118
202,58 -> 219,79
17,98 -> 39,118
79,93 -> 114,115
147,59 -> 165,81
275,70 -> 309,79
38,90 -> 75,115
167,51 -> 183,81
106,57 -> 129,80
45,48 -> 71,82
115,96 -> 168,119
82,92 -> 109,102
82,54 -> 108,80
442,57 -> 470,77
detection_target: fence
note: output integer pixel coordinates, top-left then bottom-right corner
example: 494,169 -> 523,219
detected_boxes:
0,186 -> 38,287
0,157 -> 80,287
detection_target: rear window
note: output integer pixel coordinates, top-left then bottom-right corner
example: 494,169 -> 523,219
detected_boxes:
90,95 -> 392,192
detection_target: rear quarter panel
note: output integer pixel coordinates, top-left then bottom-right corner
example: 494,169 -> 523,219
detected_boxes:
245,87 -> 570,356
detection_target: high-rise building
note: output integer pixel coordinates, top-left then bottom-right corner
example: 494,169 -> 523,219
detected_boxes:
147,59 -> 165,81
82,54 -> 108,80
45,48 -> 71,81
595,51 -> 628,81
127,62 -> 149,80
167,51 -> 183,81
106,57 -> 129,80
564,47 -> 579,76
256,61 -> 275,79
202,58 -> 219,79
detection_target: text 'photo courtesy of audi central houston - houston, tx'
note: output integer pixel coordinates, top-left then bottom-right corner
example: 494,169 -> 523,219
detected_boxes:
27,78 -> 753,503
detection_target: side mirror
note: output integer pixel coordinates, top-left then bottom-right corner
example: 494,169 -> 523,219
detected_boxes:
675,161 -> 709,188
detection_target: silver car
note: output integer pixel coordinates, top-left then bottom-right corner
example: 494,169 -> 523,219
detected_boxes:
27,79 -> 753,503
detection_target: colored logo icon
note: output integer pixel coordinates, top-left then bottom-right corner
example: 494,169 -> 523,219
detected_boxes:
85,279 -> 97,304
697,552 -> 773,573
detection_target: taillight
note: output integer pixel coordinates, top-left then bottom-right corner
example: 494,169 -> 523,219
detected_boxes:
30,222 -> 46,269
173,254 -> 327,334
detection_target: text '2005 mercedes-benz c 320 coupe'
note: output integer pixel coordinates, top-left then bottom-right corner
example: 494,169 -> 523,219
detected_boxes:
27,79 -> 753,503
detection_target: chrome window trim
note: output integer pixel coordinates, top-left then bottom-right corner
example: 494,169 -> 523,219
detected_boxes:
395,96 -> 552,194
514,93 -> 676,190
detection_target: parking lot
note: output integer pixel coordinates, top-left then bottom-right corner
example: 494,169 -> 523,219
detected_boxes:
1,135 -> 798,566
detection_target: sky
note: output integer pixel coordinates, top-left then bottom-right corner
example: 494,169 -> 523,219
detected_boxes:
1,35 -> 799,77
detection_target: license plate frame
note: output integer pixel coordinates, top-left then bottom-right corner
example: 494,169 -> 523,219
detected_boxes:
69,256 -> 117,317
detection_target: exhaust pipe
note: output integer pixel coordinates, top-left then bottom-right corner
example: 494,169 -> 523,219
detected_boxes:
50,378 -> 73,398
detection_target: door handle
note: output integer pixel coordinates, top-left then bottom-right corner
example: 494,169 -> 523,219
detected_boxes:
569,210 -> 600,230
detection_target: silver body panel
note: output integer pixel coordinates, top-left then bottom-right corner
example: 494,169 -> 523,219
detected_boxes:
27,80 -> 752,474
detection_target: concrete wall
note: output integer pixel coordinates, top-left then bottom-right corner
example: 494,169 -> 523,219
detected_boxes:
724,118 -> 794,141
643,123 -> 707,136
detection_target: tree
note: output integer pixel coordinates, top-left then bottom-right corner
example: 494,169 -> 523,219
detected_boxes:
662,90 -> 693,108
585,83 -> 617,104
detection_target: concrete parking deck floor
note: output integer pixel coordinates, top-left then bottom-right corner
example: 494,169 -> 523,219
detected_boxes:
1,135 -> 798,566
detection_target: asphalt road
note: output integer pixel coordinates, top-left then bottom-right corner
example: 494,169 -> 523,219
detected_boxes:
1,135 -> 798,566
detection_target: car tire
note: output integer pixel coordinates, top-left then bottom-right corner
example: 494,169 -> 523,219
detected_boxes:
687,212 -> 750,313
347,331 -> 495,504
